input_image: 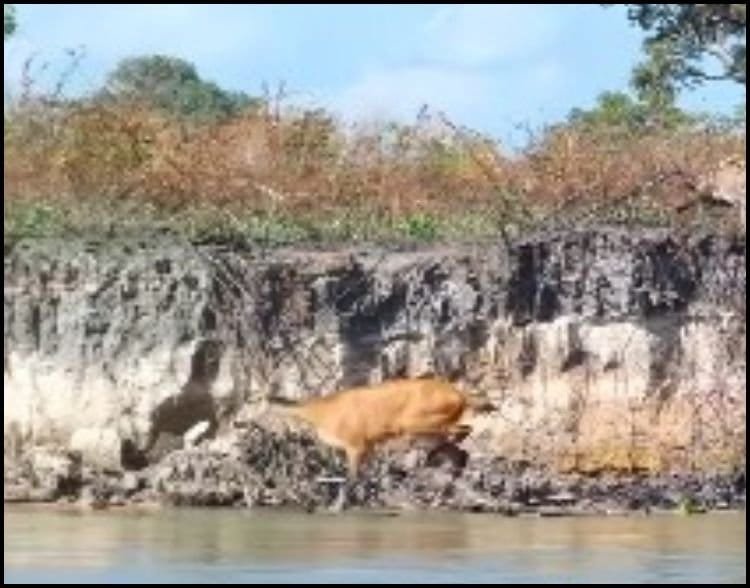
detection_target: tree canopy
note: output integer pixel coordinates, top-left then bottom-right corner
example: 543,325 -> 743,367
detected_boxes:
614,4 -> 746,90
100,54 -> 260,120
4,5 -> 17,40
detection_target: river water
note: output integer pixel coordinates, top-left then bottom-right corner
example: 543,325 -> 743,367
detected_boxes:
4,506 -> 745,584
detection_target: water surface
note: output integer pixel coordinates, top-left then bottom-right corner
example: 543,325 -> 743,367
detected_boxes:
4,506 -> 745,583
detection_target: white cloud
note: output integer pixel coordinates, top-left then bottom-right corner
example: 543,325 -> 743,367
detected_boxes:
422,4 -> 561,67
331,58 -> 566,137
328,5 -> 567,137
335,65 -> 494,124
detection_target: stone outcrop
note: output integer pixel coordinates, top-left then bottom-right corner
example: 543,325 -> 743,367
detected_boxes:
4,227 -> 746,509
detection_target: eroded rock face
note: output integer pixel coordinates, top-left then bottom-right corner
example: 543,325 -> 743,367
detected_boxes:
4,238 -> 234,467
5,422 -> 745,514
4,228 -> 746,488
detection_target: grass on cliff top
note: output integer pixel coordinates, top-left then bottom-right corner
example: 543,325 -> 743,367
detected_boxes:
5,197 -> 700,248
4,99 -> 746,246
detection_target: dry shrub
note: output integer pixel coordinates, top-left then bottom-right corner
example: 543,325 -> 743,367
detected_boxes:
4,95 -> 745,240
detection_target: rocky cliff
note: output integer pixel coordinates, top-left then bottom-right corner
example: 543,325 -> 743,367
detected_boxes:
4,227 -> 746,509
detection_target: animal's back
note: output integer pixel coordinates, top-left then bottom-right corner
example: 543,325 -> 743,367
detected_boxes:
298,377 -> 467,448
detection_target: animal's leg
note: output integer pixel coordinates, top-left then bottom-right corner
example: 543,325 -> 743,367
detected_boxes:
425,440 -> 469,470
331,445 -> 366,513
422,423 -> 471,470
330,484 -> 347,513
346,446 -> 365,478
409,424 -> 471,463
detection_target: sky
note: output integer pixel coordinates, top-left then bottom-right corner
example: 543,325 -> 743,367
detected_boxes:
4,4 -> 745,148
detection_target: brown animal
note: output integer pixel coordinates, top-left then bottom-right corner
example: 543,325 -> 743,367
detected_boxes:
267,377 -> 491,508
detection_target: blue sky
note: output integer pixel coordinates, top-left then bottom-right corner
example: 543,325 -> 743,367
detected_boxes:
4,4 -> 744,147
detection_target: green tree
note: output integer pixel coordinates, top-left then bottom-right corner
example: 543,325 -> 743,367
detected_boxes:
4,5 -> 17,40
630,41 -> 681,111
612,4 -> 746,90
567,90 -> 692,134
100,54 -> 259,120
